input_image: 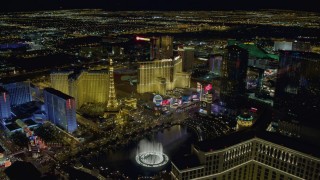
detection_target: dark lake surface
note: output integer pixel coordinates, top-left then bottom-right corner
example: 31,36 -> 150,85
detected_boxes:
83,125 -> 196,178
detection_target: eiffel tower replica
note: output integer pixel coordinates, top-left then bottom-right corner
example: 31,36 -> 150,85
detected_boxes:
107,59 -> 119,111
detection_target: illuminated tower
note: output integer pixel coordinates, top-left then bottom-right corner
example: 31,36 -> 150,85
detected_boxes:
107,59 -> 118,110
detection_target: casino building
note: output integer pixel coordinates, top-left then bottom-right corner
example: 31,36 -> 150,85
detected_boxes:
137,57 -> 191,95
43,88 -> 77,133
50,70 -> 109,108
0,81 -> 32,106
171,131 -> 320,180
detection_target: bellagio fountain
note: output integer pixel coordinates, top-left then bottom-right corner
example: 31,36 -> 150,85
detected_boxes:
135,139 -> 169,168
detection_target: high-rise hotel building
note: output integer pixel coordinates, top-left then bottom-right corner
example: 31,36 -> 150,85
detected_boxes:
178,47 -> 195,72
43,88 -> 77,133
221,45 -> 249,97
275,51 -> 320,112
0,81 -> 32,106
150,36 -> 173,60
137,57 -> 191,95
69,70 -> 109,108
50,70 -> 109,108
50,71 -> 73,95
171,131 -> 320,180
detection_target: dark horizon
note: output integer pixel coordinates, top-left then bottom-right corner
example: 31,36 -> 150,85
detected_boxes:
1,0 -> 319,12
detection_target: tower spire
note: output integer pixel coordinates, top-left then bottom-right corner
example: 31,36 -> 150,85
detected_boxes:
107,59 -> 118,110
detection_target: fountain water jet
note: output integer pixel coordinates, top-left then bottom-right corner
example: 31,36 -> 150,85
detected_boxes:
135,139 -> 169,167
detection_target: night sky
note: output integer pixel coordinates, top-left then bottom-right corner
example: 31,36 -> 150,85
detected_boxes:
0,0 -> 319,12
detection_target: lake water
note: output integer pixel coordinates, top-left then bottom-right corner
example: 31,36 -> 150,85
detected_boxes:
82,125 -> 196,178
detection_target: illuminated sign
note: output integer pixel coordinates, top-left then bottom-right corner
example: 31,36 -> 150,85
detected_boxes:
174,56 -> 181,61
153,95 -> 163,106
67,99 -> 72,109
162,99 -> 170,106
250,107 -> 258,113
205,84 -> 212,92
136,36 -> 151,42
3,93 -> 6,102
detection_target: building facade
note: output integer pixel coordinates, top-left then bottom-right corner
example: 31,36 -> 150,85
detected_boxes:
171,133 -> 320,180
236,111 -> 254,130
220,45 -> 249,108
221,45 -> 249,96
50,71 -> 73,95
150,36 -> 173,60
51,70 -> 109,108
209,54 -> 223,76
179,47 -> 195,72
274,41 -> 311,52
137,58 -> 191,95
275,51 -> 320,118
0,87 -> 11,120
1,81 -> 32,106
43,88 -> 77,133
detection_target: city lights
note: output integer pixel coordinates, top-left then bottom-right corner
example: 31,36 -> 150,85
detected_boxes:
0,4 -> 319,180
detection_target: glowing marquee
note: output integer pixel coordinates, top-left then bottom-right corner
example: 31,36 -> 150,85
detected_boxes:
205,84 -> 212,92
136,36 -> 151,42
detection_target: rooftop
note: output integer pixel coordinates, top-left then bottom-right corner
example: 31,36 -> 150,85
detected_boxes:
193,105 -> 320,157
44,88 -> 74,100
238,43 -> 279,60
228,40 -> 279,60
237,112 -> 253,120
11,101 -> 43,118
279,50 -> 320,60
194,130 -> 320,158
172,154 -> 201,170
5,123 -> 20,131
24,119 -> 37,126
0,86 -> 8,93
